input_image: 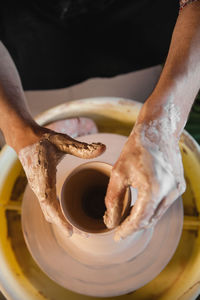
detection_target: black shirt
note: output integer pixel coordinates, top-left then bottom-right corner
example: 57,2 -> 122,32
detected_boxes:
0,0 -> 179,90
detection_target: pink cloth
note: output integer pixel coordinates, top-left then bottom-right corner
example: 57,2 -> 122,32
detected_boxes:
46,118 -> 98,138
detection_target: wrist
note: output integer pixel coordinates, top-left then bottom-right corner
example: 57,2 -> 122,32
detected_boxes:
5,121 -> 45,153
134,96 -> 180,142
136,96 -> 165,126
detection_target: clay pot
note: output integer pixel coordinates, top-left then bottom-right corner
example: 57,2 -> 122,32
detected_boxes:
60,161 -> 130,234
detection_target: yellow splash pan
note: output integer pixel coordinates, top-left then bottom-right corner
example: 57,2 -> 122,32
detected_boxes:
0,97 -> 200,300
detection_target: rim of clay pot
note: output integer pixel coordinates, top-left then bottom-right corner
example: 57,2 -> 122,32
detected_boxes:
60,161 -> 131,235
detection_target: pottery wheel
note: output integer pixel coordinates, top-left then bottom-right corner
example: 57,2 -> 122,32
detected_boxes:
22,133 -> 183,297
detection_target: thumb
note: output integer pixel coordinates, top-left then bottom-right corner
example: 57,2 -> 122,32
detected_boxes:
43,132 -> 106,159
104,170 -> 127,229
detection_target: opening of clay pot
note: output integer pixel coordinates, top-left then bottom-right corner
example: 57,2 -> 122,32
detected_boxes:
60,161 -> 131,234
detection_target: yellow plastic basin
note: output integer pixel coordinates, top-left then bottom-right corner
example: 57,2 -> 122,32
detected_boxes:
0,97 -> 200,300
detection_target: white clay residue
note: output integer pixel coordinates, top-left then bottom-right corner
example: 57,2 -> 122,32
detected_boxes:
163,96 -> 180,134
116,96 -> 185,235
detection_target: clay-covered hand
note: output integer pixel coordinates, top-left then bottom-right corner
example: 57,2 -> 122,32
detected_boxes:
19,123 -> 105,236
104,120 -> 186,241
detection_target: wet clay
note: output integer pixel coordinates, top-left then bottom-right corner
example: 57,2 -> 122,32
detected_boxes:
19,130 -> 105,236
104,97 -> 186,240
61,162 -> 131,234
62,167 -> 109,233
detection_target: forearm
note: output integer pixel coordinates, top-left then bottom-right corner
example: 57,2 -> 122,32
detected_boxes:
138,1 -> 200,138
0,41 -> 41,152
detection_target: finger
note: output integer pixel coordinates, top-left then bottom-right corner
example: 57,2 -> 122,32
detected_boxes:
44,133 -> 106,159
114,187 -> 155,241
19,140 -> 73,236
146,188 -> 180,228
103,170 -> 128,229
37,140 -> 73,235
40,198 -> 73,237
146,175 -> 186,228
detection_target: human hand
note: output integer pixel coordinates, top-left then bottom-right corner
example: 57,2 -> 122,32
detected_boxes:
104,117 -> 186,241
19,119 -> 105,236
